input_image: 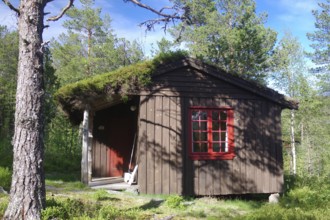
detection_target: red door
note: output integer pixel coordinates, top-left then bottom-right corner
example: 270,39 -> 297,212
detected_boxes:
93,101 -> 137,178
106,117 -> 133,177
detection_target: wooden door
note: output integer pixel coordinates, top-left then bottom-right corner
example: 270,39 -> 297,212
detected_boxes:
106,117 -> 134,177
92,101 -> 138,178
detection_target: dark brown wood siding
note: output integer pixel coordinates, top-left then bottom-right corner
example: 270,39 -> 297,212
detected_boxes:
137,67 -> 284,195
137,95 -> 183,194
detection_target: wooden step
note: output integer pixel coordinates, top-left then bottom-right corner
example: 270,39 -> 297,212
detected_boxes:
89,177 -> 124,187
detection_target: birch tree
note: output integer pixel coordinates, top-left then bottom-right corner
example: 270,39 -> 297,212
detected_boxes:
304,0 -> 330,176
272,32 -> 307,175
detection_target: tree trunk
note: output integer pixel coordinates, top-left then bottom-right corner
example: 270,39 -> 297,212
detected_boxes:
4,1 -> 46,219
290,109 -> 296,175
306,133 -> 312,175
87,29 -> 92,76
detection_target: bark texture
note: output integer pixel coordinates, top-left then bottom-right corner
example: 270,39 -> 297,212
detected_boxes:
4,1 -> 46,219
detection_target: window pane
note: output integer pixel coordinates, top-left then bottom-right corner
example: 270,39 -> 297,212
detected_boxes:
212,121 -> 219,130
200,122 -> 207,131
200,111 -> 207,120
193,143 -> 208,152
213,143 -> 220,152
192,121 -> 199,130
193,132 -> 200,141
221,142 -> 227,152
221,122 -> 227,131
213,132 -> 219,141
192,111 -> 199,120
221,132 -> 227,141
193,143 -> 200,152
201,132 -> 208,141
220,111 -> 227,120
200,143 -> 208,152
212,111 -> 219,120
190,108 -> 233,156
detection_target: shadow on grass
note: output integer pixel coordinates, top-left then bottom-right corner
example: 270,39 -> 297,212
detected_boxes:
45,172 -> 87,192
139,199 -> 164,210
96,197 -> 121,202
45,171 -> 80,182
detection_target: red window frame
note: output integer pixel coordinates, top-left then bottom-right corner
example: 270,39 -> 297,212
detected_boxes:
189,107 -> 235,160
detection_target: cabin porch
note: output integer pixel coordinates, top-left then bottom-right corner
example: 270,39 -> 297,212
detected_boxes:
89,177 -> 139,192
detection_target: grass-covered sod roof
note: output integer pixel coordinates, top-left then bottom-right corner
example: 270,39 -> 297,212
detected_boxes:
56,51 -> 298,124
55,52 -> 188,122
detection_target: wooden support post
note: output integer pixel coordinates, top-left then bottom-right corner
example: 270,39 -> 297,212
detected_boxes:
81,106 -> 90,184
88,112 -> 93,183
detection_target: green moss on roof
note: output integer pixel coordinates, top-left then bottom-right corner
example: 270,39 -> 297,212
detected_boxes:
56,50 -> 298,124
56,61 -> 152,101
55,51 -> 188,113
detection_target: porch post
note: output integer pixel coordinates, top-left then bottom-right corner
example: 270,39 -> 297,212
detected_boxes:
87,112 -> 93,183
81,106 -> 90,184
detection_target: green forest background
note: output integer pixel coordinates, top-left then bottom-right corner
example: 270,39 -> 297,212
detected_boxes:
0,0 -> 329,200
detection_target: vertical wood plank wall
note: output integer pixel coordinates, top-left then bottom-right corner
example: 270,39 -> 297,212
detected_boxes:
137,67 -> 284,195
92,139 -> 109,177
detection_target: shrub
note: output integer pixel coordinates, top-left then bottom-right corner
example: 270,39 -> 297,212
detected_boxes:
0,167 -> 11,191
62,198 -> 85,217
42,198 -> 86,219
284,174 -> 330,194
98,205 -> 121,219
93,189 -> 110,201
241,176 -> 330,220
0,138 -> 13,168
282,186 -> 330,210
242,204 -> 317,220
97,206 -> 143,220
165,195 -> 185,209
42,206 -> 67,220
0,199 -> 8,219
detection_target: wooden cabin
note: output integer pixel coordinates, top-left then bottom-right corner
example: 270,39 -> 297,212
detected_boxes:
56,57 -> 298,196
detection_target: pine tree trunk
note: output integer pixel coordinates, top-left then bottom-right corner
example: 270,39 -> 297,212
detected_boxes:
4,1 -> 46,219
87,29 -> 92,76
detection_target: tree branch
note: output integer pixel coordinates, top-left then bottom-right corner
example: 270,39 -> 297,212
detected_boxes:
128,0 -> 182,19
127,0 -> 188,30
2,0 -> 20,16
47,0 -> 74,22
140,17 -> 172,31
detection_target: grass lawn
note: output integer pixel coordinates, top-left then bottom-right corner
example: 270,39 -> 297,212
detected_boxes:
43,176 -> 264,219
1,173 -> 330,219
0,173 -> 264,219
